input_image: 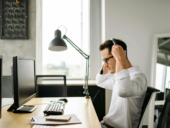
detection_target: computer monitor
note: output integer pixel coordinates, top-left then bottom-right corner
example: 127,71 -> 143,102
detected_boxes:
7,56 -> 37,113
0,56 -> 3,118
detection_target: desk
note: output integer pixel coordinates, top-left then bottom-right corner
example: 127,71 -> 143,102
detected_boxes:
154,100 -> 165,127
37,80 -> 105,121
0,97 -> 101,128
155,100 -> 165,105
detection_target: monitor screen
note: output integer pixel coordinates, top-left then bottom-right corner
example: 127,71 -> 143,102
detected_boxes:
0,56 -> 3,118
17,59 -> 35,106
7,56 -> 36,112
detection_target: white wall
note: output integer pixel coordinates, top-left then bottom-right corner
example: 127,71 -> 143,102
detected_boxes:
90,0 -> 102,79
102,0 -> 170,127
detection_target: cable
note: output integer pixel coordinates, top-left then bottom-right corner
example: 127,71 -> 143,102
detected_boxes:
92,90 -> 100,102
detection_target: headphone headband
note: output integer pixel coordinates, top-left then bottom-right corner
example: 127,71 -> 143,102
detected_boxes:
111,38 -> 117,45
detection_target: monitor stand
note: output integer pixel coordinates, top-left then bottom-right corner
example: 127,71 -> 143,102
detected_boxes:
7,104 -> 37,113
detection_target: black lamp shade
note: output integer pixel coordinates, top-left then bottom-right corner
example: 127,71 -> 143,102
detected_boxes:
48,29 -> 67,51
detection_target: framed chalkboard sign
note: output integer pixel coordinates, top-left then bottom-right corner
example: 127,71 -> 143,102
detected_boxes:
0,0 -> 28,39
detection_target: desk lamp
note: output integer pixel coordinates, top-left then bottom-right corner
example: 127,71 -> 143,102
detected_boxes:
48,26 -> 90,98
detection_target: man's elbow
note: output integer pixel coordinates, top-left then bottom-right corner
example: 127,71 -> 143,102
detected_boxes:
96,82 -> 104,88
118,92 -> 127,97
96,80 -> 100,86
118,89 -> 130,97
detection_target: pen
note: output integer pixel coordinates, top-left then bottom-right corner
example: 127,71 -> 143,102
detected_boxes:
31,117 -> 36,122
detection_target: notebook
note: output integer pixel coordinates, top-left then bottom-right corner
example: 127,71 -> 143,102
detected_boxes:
31,114 -> 81,125
46,115 -> 71,122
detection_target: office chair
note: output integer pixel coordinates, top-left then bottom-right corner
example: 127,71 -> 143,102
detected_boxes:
138,86 -> 160,128
156,91 -> 170,128
36,75 -> 67,97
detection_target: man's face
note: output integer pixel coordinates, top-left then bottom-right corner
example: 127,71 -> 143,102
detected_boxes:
101,48 -> 116,74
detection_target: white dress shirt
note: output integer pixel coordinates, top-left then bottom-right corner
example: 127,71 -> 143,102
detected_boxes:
96,66 -> 147,128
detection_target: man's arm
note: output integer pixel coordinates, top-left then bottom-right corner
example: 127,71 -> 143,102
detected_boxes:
111,45 -> 147,97
115,70 -> 147,98
96,73 -> 114,90
111,45 -> 127,73
96,63 -> 115,90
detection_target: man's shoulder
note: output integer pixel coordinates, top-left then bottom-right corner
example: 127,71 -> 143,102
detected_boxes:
130,70 -> 147,87
128,66 -> 146,77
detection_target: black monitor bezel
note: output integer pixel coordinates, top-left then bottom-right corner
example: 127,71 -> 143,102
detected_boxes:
13,56 -> 36,109
0,55 -> 3,118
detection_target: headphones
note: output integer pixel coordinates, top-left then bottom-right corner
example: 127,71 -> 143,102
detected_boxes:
111,38 -> 117,45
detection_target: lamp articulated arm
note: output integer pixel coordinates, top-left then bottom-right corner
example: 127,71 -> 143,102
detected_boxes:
63,35 -> 90,98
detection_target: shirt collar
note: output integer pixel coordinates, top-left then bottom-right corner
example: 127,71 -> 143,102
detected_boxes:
127,66 -> 140,74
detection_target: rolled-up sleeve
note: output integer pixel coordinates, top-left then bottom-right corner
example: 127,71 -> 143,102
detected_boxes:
96,73 -> 115,90
114,69 -> 147,98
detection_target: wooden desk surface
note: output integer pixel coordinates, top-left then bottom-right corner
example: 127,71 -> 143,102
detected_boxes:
0,97 -> 101,128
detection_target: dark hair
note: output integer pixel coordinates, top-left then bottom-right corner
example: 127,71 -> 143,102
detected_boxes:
99,39 -> 128,57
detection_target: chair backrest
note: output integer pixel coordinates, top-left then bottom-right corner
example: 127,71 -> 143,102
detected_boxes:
156,91 -> 170,128
36,75 -> 67,97
138,86 -> 160,128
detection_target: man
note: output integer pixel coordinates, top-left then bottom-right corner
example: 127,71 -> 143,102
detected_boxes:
96,39 -> 147,128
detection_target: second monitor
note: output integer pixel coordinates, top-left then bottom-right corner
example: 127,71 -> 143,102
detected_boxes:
8,56 -> 37,113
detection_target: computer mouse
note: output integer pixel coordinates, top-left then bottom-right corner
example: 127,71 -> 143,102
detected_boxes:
59,98 -> 68,103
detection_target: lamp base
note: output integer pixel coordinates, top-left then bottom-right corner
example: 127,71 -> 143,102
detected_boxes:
85,95 -> 91,98
85,93 -> 90,98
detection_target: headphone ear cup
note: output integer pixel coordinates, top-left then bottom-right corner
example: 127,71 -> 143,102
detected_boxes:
100,65 -> 104,74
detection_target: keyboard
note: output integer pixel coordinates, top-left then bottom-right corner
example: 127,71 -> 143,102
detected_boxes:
33,125 -> 55,128
43,100 -> 65,115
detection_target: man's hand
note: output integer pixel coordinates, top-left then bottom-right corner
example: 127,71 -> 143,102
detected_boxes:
102,63 -> 109,74
111,45 -> 127,73
99,63 -> 109,75
111,45 -> 126,61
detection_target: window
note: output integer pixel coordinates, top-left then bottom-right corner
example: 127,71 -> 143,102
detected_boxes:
42,0 -> 89,78
155,63 -> 166,91
165,67 -> 170,88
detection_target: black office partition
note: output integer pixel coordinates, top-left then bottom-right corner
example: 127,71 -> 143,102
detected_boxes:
36,75 -> 67,97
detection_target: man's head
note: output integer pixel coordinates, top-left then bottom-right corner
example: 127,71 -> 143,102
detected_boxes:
99,39 -> 127,73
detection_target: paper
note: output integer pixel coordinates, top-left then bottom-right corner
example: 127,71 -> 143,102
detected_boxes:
31,114 -> 81,125
46,115 -> 71,122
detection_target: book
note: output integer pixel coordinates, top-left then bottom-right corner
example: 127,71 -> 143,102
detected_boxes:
46,115 -> 71,122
